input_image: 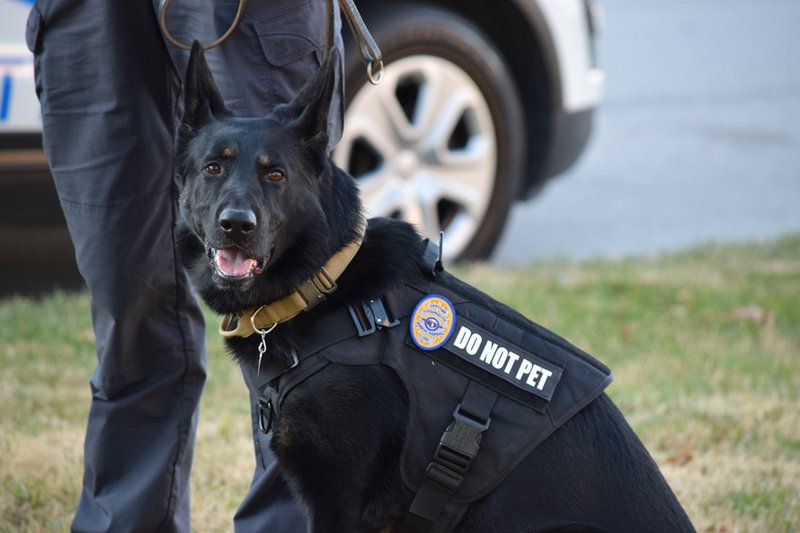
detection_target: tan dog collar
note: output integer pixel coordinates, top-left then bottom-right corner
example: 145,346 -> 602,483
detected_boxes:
219,217 -> 367,339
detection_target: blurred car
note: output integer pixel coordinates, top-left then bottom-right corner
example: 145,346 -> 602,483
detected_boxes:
335,0 -> 604,259
0,0 -> 603,293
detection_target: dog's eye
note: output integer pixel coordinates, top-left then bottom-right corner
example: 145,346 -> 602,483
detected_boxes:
204,163 -> 222,175
266,169 -> 285,182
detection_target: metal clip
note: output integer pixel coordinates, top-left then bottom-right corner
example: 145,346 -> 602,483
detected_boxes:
348,297 -> 399,336
258,398 -> 274,434
253,320 -> 277,375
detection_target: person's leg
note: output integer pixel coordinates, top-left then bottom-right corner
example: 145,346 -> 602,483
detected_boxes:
28,1 -> 205,531
204,0 -> 344,142
159,0 -> 343,141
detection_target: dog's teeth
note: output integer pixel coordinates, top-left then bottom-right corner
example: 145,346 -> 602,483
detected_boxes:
205,242 -> 266,282
214,247 -> 259,278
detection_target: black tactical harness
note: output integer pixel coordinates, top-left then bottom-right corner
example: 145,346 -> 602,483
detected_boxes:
251,241 -> 613,532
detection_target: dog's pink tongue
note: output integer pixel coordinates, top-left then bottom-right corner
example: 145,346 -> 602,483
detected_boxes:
215,248 -> 256,277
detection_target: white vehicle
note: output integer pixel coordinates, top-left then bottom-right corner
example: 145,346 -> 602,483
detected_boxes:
0,0 -> 603,268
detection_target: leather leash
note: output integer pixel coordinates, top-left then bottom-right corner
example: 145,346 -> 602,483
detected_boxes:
158,0 -> 249,51
158,0 -> 383,84
339,0 -> 383,84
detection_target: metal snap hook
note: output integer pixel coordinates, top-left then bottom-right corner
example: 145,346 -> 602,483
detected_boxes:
367,59 -> 385,85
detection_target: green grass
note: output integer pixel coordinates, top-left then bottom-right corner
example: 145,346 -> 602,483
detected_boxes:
2,235 -> 799,532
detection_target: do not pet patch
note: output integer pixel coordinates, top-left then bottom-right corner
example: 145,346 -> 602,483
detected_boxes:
410,295 -> 456,350
443,317 -> 563,401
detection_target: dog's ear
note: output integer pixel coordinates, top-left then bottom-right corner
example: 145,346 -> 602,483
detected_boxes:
181,41 -> 231,136
273,48 -> 340,151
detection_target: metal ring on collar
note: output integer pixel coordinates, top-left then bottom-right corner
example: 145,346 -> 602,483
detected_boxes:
251,306 -> 278,336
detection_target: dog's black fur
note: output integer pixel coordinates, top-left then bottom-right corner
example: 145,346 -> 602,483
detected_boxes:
176,43 -> 695,532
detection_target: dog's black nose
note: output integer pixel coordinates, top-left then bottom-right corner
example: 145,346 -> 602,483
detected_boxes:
219,208 -> 257,238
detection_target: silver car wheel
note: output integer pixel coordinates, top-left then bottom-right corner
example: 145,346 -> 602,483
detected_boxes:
333,55 -> 498,259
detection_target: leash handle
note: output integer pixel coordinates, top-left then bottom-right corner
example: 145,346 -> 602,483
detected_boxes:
159,0 -> 248,51
338,0 -> 384,84
159,0 -> 382,86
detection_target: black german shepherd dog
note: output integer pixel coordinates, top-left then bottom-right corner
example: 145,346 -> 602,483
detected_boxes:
176,43 -> 695,532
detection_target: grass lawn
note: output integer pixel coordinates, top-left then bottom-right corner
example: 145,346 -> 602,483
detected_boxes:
1,235 -> 798,532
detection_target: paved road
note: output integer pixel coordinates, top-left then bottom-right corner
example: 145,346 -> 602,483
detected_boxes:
493,0 -> 800,265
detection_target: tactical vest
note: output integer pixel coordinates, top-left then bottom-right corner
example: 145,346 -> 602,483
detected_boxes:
253,242 -> 613,532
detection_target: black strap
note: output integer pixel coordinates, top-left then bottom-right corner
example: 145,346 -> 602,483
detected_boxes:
339,0 -> 384,84
255,294 -> 402,433
420,238 -> 443,278
257,352 -> 332,434
401,381 -> 498,531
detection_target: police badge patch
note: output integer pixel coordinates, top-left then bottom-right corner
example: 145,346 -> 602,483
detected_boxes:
410,294 -> 456,350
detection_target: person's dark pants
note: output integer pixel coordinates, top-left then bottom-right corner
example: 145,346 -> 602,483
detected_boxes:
26,1 -> 343,530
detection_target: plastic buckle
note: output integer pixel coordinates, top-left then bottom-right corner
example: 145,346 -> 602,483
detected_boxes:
434,405 -> 491,474
220,312 -> 239,333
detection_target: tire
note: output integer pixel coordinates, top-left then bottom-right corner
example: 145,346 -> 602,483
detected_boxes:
334,3 -> 526,260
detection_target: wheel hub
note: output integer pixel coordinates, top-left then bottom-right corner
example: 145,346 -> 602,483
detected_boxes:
393,149 -> 419,178
333,55 -> 497,259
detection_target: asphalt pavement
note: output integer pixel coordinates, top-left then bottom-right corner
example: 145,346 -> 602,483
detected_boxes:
493,0 -> 800,265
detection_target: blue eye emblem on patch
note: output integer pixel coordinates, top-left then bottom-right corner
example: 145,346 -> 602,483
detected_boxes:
424,317 -> 440,331
410,295 -> 456,351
